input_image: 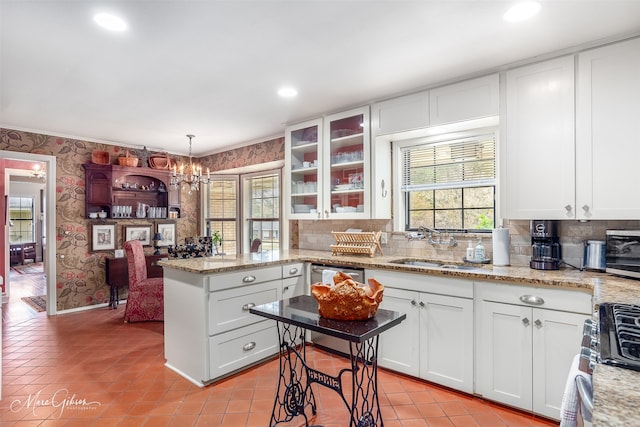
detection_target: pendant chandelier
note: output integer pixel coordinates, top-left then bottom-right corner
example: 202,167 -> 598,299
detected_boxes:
171,134 -> 211,193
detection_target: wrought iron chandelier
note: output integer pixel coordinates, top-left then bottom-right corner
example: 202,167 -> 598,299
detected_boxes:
171,134 -> 211,193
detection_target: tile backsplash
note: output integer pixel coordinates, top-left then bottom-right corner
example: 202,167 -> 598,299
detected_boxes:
296,219 -> 640,268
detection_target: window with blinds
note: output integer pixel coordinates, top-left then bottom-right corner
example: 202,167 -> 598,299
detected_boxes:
245,173 -> 280,253
400,132 -> 496,231
206,178 -> 238,255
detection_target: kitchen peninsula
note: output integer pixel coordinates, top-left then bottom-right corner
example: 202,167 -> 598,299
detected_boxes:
158,250 -> 639,426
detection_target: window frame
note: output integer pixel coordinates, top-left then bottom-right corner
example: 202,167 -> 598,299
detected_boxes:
204,168 -> 282,255
241,170 -> 281,254
8,196 -> 36,244
393,126 -> 498,233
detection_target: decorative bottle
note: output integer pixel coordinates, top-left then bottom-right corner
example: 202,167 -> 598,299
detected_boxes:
474,238 -> 486,262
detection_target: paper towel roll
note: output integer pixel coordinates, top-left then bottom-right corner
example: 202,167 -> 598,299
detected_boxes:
492,228 -> 510,266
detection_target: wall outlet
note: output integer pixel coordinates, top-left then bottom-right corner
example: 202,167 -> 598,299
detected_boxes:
380,232 -> 388,245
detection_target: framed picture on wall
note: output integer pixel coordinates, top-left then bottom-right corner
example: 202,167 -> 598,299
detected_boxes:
156,221 -> 176,247
124,225 -> 152,246
91,223 -> 116,252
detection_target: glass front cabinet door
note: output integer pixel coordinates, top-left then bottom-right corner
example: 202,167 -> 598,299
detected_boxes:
323,107 -> 370,219
285,107 -> 370,220
285,118 -> 323,220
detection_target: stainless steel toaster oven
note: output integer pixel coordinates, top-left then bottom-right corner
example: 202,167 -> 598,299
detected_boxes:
605,230 -> 640,279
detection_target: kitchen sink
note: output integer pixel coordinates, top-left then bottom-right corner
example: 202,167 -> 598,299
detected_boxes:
389,258 -> 482,271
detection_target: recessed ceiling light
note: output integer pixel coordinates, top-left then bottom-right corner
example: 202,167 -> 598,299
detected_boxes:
278,87 -> 298,98
94,13 -> 128,32
503,1 -> 541,22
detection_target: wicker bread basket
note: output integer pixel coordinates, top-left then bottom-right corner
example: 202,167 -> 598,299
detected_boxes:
117,150 -> 139,167
311,271 -> 384,321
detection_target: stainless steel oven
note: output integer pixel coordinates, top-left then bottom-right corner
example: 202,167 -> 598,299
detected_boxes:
309,263 -> 364,357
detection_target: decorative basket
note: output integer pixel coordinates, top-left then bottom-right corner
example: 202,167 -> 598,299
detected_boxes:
149,154 -> 171,170
311,272 -> 384,321
91,150 -> 110,165
117,150 -> 139,167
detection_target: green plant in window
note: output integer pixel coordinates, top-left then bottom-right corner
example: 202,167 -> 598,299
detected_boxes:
475,214 -> 494,229
212,231 -> 222,246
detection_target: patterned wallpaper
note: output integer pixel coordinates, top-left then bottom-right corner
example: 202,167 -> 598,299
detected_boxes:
0,128 -> 285,311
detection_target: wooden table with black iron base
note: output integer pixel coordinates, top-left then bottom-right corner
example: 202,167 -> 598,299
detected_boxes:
250,295 -> 406,427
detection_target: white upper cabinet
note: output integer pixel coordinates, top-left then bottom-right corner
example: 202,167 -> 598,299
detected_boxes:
576,37 -> 640,220
504,56 -> 575,220
284,118 -> 323,220
323,107 -> 371,220
284,107 -> 376,220
371,90 -> 429,136
429,74 -> 499,126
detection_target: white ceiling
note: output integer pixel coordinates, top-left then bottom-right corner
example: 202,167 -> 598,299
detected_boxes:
2,1 -> 640,157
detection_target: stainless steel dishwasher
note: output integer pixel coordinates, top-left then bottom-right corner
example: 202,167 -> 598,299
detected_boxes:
309,263 -> 365,357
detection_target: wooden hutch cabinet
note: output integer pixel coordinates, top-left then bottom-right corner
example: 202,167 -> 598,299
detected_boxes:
83,164 -> 180,219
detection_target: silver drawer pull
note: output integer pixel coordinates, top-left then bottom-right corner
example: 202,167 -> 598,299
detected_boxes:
242,275 -> 256,283
534,319 -> 543,328
522,317 -> 530,326
288,267 -> 299,275
242,303 -> 256,311
519,295 -> 545,306
242,342 -> 256,352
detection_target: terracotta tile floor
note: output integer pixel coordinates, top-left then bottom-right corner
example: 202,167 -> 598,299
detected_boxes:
1,273 -> 559,426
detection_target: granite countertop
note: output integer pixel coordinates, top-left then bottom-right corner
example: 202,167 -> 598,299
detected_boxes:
158,249 -> 639,305
158,249 -> 640,426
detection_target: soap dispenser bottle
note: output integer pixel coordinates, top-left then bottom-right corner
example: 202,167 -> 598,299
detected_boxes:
466,241 -> 474,261
474,238 -> 486,262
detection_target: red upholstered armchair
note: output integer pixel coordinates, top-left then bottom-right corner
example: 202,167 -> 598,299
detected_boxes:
123,240 -> 164,322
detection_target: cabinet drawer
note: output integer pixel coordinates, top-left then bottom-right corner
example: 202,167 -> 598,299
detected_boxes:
208,266 -> 281,292
209,321 -> 278,380
283,263 -> 304,279
208,280 -> 282,334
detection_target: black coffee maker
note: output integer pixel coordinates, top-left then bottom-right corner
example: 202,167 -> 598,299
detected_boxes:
530,220 -> 561,270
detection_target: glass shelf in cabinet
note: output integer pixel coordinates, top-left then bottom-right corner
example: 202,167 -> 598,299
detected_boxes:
290,141 -> 318,153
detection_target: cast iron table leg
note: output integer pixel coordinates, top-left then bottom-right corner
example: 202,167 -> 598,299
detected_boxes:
348,336 -> 383,427
269,322 -> 318,427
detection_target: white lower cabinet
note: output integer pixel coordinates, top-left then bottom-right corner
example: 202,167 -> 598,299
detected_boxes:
476,282 -> 591,420
367,269 -> 474,393
163,265 -> 285,386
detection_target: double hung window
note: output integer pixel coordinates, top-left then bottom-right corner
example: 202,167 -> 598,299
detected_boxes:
9,196 -> 35,243
399,129 -> 496,231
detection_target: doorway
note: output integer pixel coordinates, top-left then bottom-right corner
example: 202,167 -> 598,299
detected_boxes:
1,152 -> 56,317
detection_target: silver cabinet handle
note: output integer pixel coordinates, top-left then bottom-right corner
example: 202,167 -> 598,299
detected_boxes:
582,204 -> 590,213
419,301 -> 425,308
242,275 -> 256,283
324,209 -> 329,219
242,342 -> 256,352
242,303 -> 256,311
283,286 -> 289,293
565,204 -> 572,213
522,317 -> 530,326
288,267 -> 299,275
519,295 -> 545,306
534,319 -> 543,328
381,179 -> 388,198
410,300 -> 417,306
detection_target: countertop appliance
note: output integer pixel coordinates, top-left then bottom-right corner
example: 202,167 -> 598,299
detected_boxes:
530,220 -> 561,270
583,240 -> 606,271
309,263 -> 364,357
605,230 -> 640,279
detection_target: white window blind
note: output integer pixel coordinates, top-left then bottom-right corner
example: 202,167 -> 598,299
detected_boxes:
401,133 -> 496,191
